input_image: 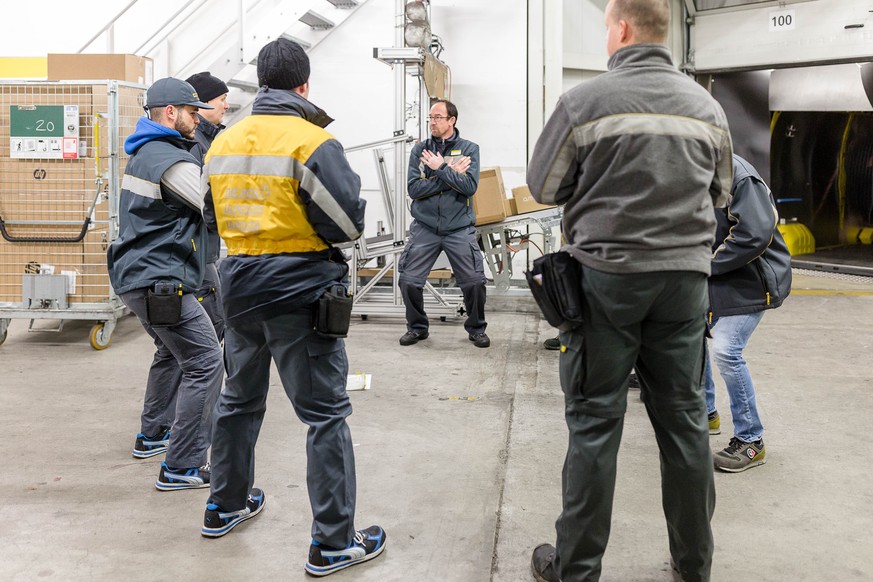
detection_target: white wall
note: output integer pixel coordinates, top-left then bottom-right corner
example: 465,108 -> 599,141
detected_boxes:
306,0 -> 528,238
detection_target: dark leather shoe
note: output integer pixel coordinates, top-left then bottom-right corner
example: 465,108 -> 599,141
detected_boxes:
468,332 -> 491,348
399,330 -> 429,346
542,337 -> 561,350
531,543 -> 561,582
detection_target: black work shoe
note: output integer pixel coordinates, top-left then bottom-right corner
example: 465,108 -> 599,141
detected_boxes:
531,543 -> 561,582
627,373 -> 641,390
201,488 -> 266,538
305,525 -> 387,577
399,330 -> 429,346
132,425 -> 170,458
543,337 -> 561,351
469,332 -> 491,348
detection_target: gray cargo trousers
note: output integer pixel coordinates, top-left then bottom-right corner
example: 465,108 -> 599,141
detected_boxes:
121,288 -> 223,469
553,267 -> 715,582
398,220 -> 487,335
146,261 -> 226,430
208,307 -> 357,549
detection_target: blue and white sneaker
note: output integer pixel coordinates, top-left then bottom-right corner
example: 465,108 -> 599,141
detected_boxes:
201,488 -> 266,538
155,461 -> 210,491
132,427 -> 170,458
304,525 -> 387,577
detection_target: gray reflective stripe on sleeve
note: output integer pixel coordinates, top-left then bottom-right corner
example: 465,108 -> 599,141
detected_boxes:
162,161 -> 204,212
121,174 -> 161,199
208,154 -> 361,240
540,134 -> 577,204
714,146 -> 733,207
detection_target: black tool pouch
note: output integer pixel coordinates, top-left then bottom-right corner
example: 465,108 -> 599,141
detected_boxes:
525,252 -> 584,332
314,285 -> 353,338
147,282 -> 182,327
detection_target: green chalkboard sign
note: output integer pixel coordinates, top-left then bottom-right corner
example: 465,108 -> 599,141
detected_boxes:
9,105 -> 79,160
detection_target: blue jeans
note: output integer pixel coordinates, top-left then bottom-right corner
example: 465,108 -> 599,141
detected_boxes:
704,311 -> 765,442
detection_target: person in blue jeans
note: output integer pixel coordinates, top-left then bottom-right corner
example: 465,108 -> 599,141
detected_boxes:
705,154 -> 792,473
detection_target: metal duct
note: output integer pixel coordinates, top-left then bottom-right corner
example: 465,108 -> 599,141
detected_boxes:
770,64 -> 873,112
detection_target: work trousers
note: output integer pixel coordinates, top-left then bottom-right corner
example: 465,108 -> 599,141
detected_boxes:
121,288 -> 223,469
398,220 -> 487,335
150,262 -> 226,429
554,267 -> 715,582
208,307 -> 357,549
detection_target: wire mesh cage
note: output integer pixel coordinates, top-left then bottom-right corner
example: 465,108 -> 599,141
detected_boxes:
0,80 -> 145,349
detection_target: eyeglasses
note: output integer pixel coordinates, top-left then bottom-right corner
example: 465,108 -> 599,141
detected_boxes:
426,115 -> 451,121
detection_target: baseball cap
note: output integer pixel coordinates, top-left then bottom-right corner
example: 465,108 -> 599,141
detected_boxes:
146,77 -> 214,109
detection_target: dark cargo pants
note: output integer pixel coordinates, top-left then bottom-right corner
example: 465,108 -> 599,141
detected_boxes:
398,220 -> 487,335
147,261 -> 226,430
554,267 -> 715,582
121,288 -> 223,469
208,307 -> 357,549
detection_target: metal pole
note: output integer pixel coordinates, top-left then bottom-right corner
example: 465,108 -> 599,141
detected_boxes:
392,0 -> 407,306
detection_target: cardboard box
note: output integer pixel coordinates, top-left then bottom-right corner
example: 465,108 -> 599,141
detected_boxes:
47,54 -> 153,85
473,167 -> 507,225
503,196 -> 517,217
512,185 -> 556,214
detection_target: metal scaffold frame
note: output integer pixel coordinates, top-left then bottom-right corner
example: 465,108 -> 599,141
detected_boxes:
347,0 -> 463,320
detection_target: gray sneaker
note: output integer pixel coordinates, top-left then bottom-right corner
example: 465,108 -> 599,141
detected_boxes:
714,437 -> 766,472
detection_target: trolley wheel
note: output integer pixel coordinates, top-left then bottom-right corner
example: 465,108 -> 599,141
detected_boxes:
440,316 -> 447,322
89,323 -> 112,350
360,314 -> 368,321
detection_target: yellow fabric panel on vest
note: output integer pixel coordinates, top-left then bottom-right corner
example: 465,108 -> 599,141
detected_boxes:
207,116 -> 332,256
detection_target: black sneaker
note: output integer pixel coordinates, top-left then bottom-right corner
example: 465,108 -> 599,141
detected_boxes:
132,426 -> 170,458
201,488 -> 266,538
627,373 -> 641,390
531,543 -> 561,582
469,332 -> 491,348
543,337 -> 561,351
399,330 -> 428,346
155,461 -> 210,491
305,525 -> 387,577
714,437 -> 766,472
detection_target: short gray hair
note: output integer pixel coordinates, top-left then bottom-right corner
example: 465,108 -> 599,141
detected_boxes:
611,0 -> 670,43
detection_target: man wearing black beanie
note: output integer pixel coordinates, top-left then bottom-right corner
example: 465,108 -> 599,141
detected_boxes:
200,38 -> 386,578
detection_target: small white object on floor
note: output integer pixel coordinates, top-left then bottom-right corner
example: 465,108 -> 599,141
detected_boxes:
346,373 -> 371,391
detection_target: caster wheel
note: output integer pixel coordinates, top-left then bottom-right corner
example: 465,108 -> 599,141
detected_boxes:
90,323 -> 112,350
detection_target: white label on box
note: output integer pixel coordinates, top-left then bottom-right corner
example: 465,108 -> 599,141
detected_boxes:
61,270 -> 77,294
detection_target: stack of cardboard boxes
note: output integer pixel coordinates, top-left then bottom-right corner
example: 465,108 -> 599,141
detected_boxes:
0,55 -> 149,305
472,166 -> 556,226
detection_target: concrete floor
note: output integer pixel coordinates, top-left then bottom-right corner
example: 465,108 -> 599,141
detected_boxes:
1,270 -> 872,581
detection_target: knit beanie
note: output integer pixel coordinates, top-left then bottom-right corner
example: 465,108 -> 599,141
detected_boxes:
184,72 -> 229,103
257,38 -> 310,90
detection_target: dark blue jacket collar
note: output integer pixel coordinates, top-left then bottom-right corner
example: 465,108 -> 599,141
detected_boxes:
251,88 -> 334,128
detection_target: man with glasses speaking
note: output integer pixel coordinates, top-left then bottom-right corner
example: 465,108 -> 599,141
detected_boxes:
398,99 -> 490,348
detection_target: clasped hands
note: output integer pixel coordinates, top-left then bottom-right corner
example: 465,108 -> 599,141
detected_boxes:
421,149 -> 471,174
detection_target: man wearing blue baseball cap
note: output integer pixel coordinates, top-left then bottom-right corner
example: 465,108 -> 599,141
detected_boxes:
108,77 -> 223,492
